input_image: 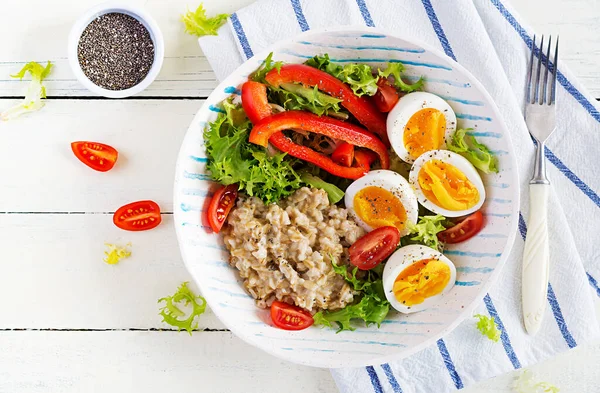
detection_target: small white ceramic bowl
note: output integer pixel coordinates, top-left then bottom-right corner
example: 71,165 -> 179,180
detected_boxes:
68,2 -> 164,98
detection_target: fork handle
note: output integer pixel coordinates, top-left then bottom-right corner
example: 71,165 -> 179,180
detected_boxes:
522,183 -> 550,335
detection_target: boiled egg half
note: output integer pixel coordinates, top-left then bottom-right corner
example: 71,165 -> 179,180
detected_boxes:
383,245 -> 456,313
409,150 -> 485,217
345,170 -> 418,236
387,92 -> 457,163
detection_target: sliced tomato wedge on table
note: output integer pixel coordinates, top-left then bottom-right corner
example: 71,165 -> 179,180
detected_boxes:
71,141 -> 118,172
373,79 -> 400,113
113,200 -> 162,231
207,184 -> 238,233
265,64 -> 389,146
349,226 -> 401,270
270,300 -> 314,330
437,211 -> 484,244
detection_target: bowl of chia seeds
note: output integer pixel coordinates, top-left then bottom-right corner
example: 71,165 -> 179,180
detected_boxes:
68,2 -> 164,98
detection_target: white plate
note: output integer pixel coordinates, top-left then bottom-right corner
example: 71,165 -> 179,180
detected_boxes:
173,27 -> 519,368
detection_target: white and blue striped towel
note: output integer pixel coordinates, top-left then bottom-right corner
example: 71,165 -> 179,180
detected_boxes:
199,0 -> 600,391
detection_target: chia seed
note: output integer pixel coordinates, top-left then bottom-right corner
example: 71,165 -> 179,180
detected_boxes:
77,13 -> 154,90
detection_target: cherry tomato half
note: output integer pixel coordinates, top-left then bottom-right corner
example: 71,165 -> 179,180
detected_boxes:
331,142 -> 355,167
71,141 -> 118,172
349,226 -> 400,270
207,184 -> 238,233
270,301 -> 314,331
437,211 -> 484,244
113,200 -> 162,231
373,79 -> 399,113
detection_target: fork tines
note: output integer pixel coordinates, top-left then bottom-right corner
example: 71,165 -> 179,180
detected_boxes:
526,34 -> 559,105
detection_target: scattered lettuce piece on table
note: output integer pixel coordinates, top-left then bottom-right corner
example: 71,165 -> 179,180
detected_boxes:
299,172 -> 345,204
448,128 -> 499,174
474,314 -> 501,342
1,61 -> 52,121
181,3 -> 229,37
403,214 -> 447,251
269,83 -> 343,116
513,370 -> 559,393
204,100 -> 302,204
378,62 -> 425,93
103,243 -> 132,265
251,52 -> 283,83
314,259 -> 389,332
158,282 -> 207,335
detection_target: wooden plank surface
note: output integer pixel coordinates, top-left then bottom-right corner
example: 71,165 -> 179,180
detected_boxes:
0,0 -> 598,98
0,99 -> 199,212
0,331 -> 338,393
0,0 -> 599,392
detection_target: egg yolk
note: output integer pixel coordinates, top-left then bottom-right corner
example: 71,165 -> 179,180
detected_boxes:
403,108 -> 446,159
418,159 -> 480,211
393,259 -> 451,306
353,186 -> 407,231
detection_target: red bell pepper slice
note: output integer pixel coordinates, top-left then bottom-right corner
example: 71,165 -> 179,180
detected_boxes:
354,149 -> 379,169
332,142 -> 355,167
269,133 -> 369,179
265,64 -> 389,146
241,81 -> 272,124
249,111 -> 389,169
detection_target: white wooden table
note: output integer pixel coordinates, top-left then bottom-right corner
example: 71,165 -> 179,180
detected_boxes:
1,0 -> 598,392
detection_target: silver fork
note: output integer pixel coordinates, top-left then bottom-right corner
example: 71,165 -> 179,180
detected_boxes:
522,34 -> 559,335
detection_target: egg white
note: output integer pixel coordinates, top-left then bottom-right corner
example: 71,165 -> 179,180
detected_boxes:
387,92 -> 457,164
383,244 -> 456,314
344,170 -> 418,236
409,150 -> 486,218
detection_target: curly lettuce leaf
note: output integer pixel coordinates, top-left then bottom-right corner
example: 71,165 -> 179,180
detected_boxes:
313,294 -> 389,332
268,83 -> 343,116
514,370 -> 559,393
306,55 -> 378,96
1,61 -> 52,121
299,172 -> 344,204
103,243 -> 132,265
204,100 -> 302,204
448,128 -> 499,174
251,52 -> 283,83
403,214 -> 447,251
181,3 -> 228,37
378,62 -> 424,93
474,314 -> 501,342
306,54 -> 423,96
158,282 -> 207,335
314,258 -> 389,332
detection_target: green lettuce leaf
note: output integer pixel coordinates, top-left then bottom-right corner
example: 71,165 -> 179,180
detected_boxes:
181,3 -> 228,37
268,83 -> 343,116
313,258 -> 389,332
474,314 -> 501,342
204,99 -> 302,204
378,63 -> 425,93
103,242 -> 132,265
448,128 -> 499,174
299,172 -> 345,204
306,54 -> 424,96
251,52 -> 283,83
158,282 -> 207,335
1,61 -> 52,121
403,214 -> 447,251
514,370 -> 560,393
